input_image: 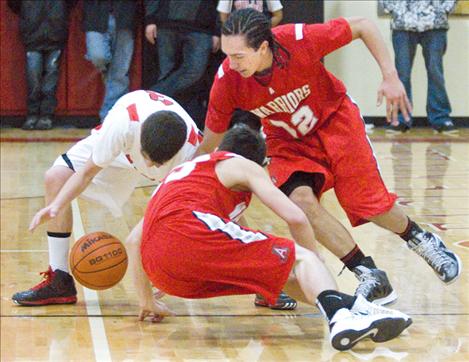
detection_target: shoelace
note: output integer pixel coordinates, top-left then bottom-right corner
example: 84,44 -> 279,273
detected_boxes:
32,268 -> 54,290
413,233 -> 450,272
355,269 -> 379,298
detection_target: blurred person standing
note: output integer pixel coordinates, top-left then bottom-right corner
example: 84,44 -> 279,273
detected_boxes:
381,0 -> 458,133
7,0 -> 76,130
82,0 -> 136,122
218,0 -> 283,27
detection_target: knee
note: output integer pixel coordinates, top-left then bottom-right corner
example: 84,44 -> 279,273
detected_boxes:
44,167 -> 71,194
289,188 -> 322,219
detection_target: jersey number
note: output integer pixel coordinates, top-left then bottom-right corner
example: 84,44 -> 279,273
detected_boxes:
270,105 -> 317,138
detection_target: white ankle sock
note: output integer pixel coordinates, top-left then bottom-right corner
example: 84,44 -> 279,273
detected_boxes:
47,233 -> 71,272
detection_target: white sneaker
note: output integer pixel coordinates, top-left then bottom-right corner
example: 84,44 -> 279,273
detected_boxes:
351,295 -> 412,327
329,306 -> 410,351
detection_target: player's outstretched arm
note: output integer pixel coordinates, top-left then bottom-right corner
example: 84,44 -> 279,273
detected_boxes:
126,219 -> 174,323
29,158 -> 102,231
194,128 -> 225,158
346,17 -> 412,125
217,158 -> 319,254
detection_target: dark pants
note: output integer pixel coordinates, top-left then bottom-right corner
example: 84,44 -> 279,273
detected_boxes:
151,29 -> 212,98
26,49 -> 62,116
392,29 -> 452,127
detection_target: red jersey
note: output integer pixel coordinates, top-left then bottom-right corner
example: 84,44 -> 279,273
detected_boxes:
141,151 -> 295,303
144,151 -> 252,226
206,18 -> 352,139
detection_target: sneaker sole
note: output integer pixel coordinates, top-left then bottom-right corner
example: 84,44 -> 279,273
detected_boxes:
254,300 -> 298,310
371,290 -> 398,306
12,296 -> 77,306
331,317 -> 411,351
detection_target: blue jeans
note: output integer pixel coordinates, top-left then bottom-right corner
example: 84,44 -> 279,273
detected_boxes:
86,15 -> 134,120
26,49 -> 62,116
151,29 -> 212,97
392,30 -> 452,127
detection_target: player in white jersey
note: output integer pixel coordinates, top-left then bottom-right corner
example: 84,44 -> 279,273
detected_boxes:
12,90 -> 201,306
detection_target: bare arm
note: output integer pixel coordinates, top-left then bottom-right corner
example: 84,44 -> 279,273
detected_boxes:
126,219 -> 173,323
346,17 -> 412,124
216,158 -> 319,253
194,128 -> 225,157
270,9 -> 283,27
29,158 -> 102,231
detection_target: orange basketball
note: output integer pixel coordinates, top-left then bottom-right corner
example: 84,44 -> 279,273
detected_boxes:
69,232 -> 128,290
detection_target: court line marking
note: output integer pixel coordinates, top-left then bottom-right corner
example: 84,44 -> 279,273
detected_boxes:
2,313 -> 468,318
0,250 -> 48,253
72,200 -> 112,362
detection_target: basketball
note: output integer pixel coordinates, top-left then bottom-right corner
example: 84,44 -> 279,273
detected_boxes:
69,232 -> 128,290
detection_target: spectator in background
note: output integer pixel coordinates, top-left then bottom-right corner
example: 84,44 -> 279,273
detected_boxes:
381,0 -> 457,133
7,0 -> 76,130
218,0 -> 283,27
144,1 -> 219,101
82,0 -> 136,122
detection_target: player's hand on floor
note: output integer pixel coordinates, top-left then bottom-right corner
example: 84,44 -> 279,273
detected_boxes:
139,299 -> 174,323
29,205 -> 59,231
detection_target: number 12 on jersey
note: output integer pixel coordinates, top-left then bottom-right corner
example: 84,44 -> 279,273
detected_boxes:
270,105 -> 318,138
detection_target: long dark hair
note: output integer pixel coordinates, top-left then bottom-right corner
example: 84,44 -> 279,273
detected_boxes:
222,8 -> 290,67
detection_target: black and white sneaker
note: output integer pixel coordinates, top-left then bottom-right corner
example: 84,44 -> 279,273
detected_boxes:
254,291 -> 297,310
329,306 -> 410,351
351,295 -> 412,327
408,231 -> 462,284
353,258 -> 397,306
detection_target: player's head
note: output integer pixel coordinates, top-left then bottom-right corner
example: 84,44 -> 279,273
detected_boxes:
222,8 -> 289,77
140,111 -> 187,167
218,124 -> 266,166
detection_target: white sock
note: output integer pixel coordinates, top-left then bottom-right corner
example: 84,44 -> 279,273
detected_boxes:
47,232 -> 71,273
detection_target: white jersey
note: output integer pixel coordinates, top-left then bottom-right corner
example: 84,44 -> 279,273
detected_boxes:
54,90 -> 201,217
88,90 -> 200,181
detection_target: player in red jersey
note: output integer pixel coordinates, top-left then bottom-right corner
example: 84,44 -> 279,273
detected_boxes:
197,9 -> 461,305
132,125 -> 412,351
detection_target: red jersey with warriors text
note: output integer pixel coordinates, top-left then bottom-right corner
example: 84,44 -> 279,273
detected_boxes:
206,18 -> 352,139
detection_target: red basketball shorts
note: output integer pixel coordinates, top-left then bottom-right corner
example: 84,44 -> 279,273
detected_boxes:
267,97 -> 397,226
141,211 -> 296,305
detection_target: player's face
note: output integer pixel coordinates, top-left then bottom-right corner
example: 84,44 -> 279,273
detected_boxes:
222,35 -> 270,77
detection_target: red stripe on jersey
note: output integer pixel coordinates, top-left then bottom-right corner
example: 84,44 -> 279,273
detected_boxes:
188,127 -> 199,146
125,154 -> 134,164
127,104 -> 139,122
94,124 -> 102,131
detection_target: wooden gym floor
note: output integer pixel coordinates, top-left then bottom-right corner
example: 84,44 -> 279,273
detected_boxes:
1,127 -> 468,361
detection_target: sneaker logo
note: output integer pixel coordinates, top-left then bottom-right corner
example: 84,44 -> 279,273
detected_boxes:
326,295 -> 343,301
349,328 -> 378,345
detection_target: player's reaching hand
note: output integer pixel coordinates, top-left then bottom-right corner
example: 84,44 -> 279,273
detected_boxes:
139,298 -> 174,323
377,72 -> 412,126
29,204 -> 60,231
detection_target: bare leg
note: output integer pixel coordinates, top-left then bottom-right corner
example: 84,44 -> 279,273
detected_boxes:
289,186 -> 357,258
44,166 -> 74,232
369,203 -> 408,234
283,245 -> 338,305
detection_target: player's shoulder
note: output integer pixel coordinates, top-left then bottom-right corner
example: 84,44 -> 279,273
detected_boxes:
273,24 -> 305,42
